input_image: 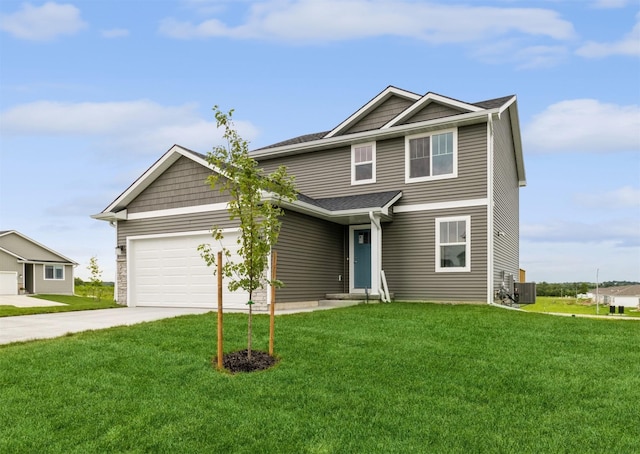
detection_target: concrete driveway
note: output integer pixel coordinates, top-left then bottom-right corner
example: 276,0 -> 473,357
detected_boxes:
0,294 -> 67,307
0,306 -> 211,345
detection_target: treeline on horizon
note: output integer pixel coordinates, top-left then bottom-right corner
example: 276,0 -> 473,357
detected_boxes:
534,281 -> 639,297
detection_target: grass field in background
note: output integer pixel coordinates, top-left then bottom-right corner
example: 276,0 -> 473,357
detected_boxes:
0,294 -> 120,317
521,296 -> 640,317
1,303 -> 638,453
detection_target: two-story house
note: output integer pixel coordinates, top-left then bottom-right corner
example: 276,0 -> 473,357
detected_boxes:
92,86 -> 525,309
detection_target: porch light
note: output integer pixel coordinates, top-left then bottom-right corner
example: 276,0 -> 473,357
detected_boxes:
115,245 -> 126,256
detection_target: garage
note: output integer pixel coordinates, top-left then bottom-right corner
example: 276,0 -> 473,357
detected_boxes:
128,231 -> 250,308
0,271 -> 18,295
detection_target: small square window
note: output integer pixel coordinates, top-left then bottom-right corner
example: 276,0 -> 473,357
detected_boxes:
351,143 -> 376,185
44,265 -> 64,280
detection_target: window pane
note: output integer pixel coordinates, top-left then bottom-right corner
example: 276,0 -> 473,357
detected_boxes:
45,266 -> 53,279
440,222 -> 448,243
457,221 -> 466,242
355,145 -> 372,163
55,266 -> 63,280
410,138 -> 430,178
441,245 -> 466,268
355,163 -> 372,181
432,132 -> 453,176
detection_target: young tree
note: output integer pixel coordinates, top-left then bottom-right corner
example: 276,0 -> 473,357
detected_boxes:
198,106 -> 296,361
87,256 -> 103,301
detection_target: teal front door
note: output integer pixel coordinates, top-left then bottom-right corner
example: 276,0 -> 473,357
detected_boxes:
353,229 -> 371,289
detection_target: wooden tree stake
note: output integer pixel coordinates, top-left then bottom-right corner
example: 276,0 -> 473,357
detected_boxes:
269,251 -> 277,356
217,251 -> 223,370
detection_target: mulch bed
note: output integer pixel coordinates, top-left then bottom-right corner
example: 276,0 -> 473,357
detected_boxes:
215,349 -> 279,373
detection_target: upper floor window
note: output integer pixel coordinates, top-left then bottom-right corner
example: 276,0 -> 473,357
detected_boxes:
405,129 -> 457,183
351,142 -> 376,185
436,216 -> 470,272
44,264 -> 64,280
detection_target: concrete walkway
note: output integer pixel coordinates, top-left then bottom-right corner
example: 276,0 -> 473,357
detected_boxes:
0,307 -> 213,345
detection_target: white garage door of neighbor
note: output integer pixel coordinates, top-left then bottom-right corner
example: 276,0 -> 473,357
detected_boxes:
0,271 -> 18,295
129,232 -> 250,308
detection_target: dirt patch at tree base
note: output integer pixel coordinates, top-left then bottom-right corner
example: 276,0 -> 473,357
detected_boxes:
214,349 -> 279,373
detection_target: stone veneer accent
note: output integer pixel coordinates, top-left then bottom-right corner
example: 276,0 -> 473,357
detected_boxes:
116,257 -> 127,305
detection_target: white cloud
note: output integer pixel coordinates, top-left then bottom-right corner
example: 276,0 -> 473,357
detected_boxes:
524,99 -> 640,153
0,2 -> 87,41
514,45 -> 569,69
159,0 -> 575,43
101,28 -> 129,38
576,13 -> 640,57
0,100 -> 259,155
574,186 -> 640,210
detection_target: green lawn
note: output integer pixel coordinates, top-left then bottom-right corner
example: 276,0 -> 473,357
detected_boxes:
0,294 -> 121,317
521,296 -> 640,318
1,303 -> 638,453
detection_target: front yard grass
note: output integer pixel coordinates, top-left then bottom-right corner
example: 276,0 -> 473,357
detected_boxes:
0,294 -> 120,317
1,303 -> 639,453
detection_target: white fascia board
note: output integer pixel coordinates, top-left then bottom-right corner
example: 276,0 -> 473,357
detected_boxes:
253,109 -> 495,160
0,246 -> 26,261
270,196 -> 387,223
382,93 -> 484,130
2,231 -> 78,265
126,203 -> 228,220
381,191 -> 403,216
324,87 -> 421,139
91,210 -> 128,221
394,198 -> 488,213
507,101 -> 527,187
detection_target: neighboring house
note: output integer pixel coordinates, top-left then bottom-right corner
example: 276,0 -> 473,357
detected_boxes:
0,230 -> 77,295
589,285 -> 640,308
93,86 -> 525,308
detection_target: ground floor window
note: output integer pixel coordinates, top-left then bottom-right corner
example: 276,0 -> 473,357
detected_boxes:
436,215 -> 470,272
44,264 -> 64,280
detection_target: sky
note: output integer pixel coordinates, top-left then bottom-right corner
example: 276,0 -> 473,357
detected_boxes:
0,0 -> 639,285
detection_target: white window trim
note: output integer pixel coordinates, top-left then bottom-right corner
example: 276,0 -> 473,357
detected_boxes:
435,215 -> 470,273
351,142 -> 376,185
405,128 -> 458,183
44,264 -> 65,280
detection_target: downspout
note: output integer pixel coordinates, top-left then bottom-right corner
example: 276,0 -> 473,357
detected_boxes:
369,211 -> 389,302
486,113 -> 495,305
109,220 -> 118,302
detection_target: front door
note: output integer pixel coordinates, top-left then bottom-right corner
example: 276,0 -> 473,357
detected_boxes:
353,229 -> 371,289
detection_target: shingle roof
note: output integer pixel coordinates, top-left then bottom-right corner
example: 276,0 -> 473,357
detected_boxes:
253,93 -> 514,151
297,190 -> 402,212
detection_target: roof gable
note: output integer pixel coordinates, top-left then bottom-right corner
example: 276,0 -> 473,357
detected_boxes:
95,145 -> 212,216
0,231 -> 77,264
382,92 -> 483,129
324,86 -> 421,138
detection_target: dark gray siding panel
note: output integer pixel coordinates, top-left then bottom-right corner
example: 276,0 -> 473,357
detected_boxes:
128,156 -> 229,214
343,96 -> 414,135
117,211 -> 237,244
382,206 -> 488,302
492,111 -> 520,291
259,123 -> 488,206
401,102 -> 464,124
275,210 -> 345,302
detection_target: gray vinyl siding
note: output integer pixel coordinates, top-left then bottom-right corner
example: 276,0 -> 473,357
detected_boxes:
343,96 -> 415,135
400,102 -> 465,124
0,250 -> 21,274
127,156 -> 228,214
274,210 -> 345,302
258,123 -> 488,206
492,110 -> 520,291
33,264 -> 74,295
117,210 -> 237,244
382,207 -> 488,302
0,233 -> 66,262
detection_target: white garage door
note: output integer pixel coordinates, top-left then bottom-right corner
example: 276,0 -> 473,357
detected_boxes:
128,232 -> 250,308
0,271 -> 18,295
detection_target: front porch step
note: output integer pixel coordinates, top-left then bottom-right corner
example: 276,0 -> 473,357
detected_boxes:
272,301 -> 319,310
325,293 -> 380,300
318,299 -> 368,308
